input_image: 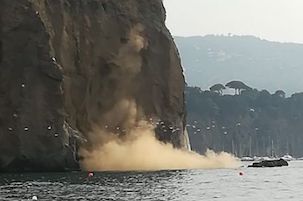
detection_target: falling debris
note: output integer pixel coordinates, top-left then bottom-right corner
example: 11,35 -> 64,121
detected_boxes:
51,57 -> 56,62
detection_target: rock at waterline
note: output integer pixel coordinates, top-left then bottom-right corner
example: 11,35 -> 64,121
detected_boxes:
248,159 -> 288,168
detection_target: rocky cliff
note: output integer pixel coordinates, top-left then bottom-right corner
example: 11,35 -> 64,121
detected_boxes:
0,0 -> 187,172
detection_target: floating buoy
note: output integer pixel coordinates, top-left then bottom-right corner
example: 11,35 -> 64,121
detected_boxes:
88,172 -> 94,177
239,172 -> 244,176
47,126 -> 52,130
32,195 -> 38,200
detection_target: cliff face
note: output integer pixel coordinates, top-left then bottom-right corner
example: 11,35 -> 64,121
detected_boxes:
0,0 -> 186,172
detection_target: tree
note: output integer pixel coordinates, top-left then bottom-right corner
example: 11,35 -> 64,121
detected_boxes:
210,84 -> 225,95
186,85 -> 303,157
274,90 -> 286,98
225,81 -> 252,95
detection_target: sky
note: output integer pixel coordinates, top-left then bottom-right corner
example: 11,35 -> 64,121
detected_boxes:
163,0 -> 303,43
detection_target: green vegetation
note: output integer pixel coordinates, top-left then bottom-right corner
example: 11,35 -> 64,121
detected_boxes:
225,80 -> 251,95
210,84 -> 225,95
186,83 -> 303,157
175,35 -> 303,95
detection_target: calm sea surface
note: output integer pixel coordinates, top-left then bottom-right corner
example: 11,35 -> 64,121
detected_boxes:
1,161 -> 303,201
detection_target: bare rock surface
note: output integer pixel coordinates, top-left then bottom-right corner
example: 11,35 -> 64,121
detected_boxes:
0,0 -> 186,172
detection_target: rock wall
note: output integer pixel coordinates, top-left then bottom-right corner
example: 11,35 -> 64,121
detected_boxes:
0,0 -> 186,172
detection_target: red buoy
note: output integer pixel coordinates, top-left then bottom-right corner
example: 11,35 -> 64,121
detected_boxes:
239,172 -> 244,176
88,172 -> 94,177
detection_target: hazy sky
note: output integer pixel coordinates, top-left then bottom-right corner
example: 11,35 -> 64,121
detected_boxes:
163,0 -> 303,43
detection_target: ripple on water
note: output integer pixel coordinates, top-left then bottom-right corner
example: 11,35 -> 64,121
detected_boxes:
1,162 -> 303,201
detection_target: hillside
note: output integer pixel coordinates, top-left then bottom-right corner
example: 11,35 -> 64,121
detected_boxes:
186,86 -> 303,157
175,35 -> 303,95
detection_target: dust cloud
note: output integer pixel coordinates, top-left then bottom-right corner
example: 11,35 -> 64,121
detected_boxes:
79,24 -> 239,172
80,100 -> 240,172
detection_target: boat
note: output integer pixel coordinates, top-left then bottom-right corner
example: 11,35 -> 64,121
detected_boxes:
252,156 -> 278,161
241,156 -> 254,161
281,154 -> 294,161
260,156 -> 272,161
253,156 -> 262,161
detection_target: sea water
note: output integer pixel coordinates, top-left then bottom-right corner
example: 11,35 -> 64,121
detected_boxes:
1,161 -> 303,201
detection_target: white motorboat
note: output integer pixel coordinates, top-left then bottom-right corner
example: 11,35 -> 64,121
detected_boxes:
241,156 -> 254,161
281,154 -> 294,161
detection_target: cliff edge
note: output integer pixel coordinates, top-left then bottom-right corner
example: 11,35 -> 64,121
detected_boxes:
0,0 -> 186,172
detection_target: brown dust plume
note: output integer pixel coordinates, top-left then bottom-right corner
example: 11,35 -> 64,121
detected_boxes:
79,101 -> 240,171
79,24 -> 239,171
